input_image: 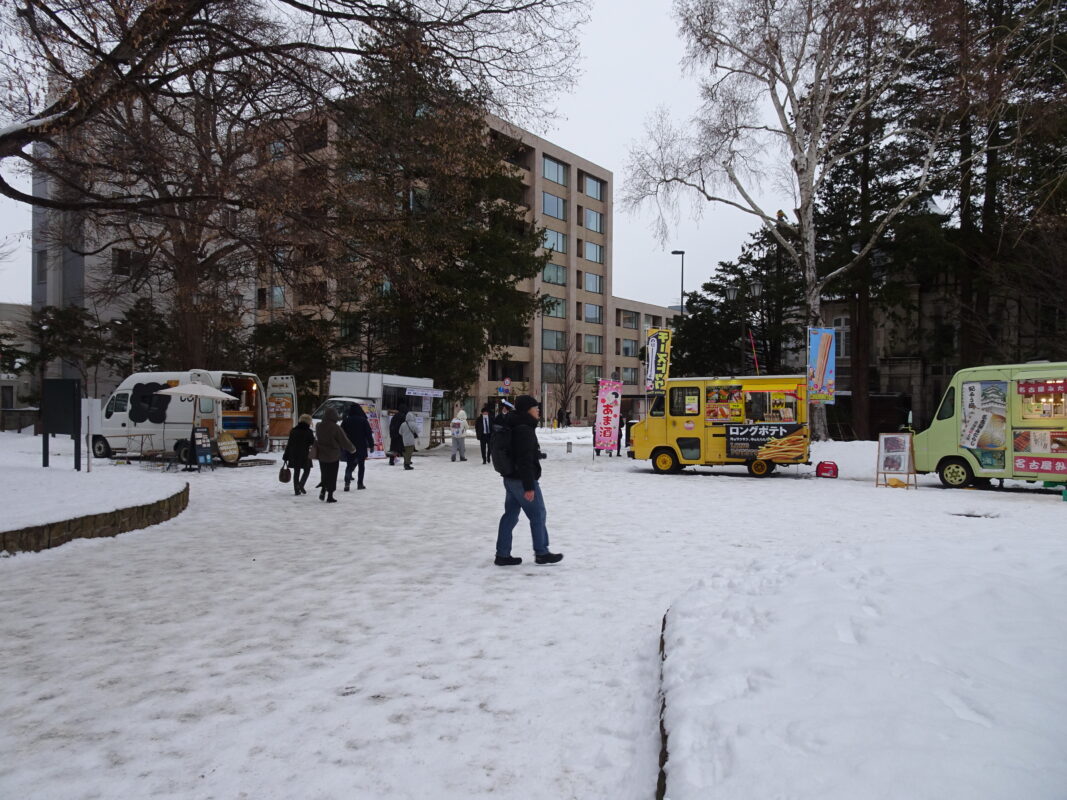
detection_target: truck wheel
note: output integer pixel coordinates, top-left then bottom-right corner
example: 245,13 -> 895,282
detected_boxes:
651,448 -> 680,474
938,458 -> 973,488
92,436 -> 112,459
174,440 -> 192,466
747,459 -> 773,477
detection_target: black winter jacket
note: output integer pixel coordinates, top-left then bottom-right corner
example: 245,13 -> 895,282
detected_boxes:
503,410 -> 543,490
341,410 -> 375,458
282,422 -> 316,468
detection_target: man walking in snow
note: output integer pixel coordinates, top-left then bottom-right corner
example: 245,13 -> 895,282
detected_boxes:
494,395 -> 563,566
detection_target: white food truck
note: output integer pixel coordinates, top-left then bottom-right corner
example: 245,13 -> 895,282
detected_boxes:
93,370 -> 297,463
311,371 -> 442,445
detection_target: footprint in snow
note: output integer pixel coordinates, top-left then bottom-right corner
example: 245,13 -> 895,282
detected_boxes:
934,688 -> 993,728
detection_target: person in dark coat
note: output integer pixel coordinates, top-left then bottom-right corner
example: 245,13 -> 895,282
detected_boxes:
387,403 -> 408,466
474,403 -> 494,464
282,413 -> 316,495
494,395 -> 563,567
315,406 -> 355,502
341,403 -> 375,491
492,398 -> 513,430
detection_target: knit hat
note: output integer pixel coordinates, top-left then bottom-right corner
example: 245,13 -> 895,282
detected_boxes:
514,395 -> 540,413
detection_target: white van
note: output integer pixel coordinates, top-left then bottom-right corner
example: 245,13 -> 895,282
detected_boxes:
93,370 -> 295,462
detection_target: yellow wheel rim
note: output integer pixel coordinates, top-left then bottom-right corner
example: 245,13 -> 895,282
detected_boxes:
751,460 -> 769,475
655,453 -> 674,471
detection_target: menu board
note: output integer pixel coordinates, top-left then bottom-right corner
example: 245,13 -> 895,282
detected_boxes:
877,433 -> 913,474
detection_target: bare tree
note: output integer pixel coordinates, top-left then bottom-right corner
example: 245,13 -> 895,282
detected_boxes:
626,0 -> 960,437
546,343 -> 583,423
0,0 -> 586,212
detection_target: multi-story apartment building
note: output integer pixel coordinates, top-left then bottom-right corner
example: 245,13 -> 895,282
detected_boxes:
31,112 -> 674,415
472,117 -> 674,424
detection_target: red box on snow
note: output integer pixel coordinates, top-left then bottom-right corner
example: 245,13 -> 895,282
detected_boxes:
816,461 -> 838,478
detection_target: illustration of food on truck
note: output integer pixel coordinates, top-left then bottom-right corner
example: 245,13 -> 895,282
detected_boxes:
628,374 -> 810,476
913,362 -> 1067,488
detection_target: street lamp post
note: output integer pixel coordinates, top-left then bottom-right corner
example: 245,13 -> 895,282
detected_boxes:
725,279 -> 763,374
671,250 -> 685,318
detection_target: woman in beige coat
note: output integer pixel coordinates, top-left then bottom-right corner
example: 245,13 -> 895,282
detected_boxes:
314,406 -> 355,502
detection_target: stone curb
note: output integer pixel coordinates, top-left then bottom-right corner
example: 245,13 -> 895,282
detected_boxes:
1,483 -> 189,554
657,608 -> 669,800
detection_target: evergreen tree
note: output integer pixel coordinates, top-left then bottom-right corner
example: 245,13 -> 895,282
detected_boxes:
330,21 -> 547,394
252,313 -> 336,410
674,229 -> 806,377
104,298 -> 174,375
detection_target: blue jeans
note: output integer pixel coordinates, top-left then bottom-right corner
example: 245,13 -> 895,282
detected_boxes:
496,478 -> 550,556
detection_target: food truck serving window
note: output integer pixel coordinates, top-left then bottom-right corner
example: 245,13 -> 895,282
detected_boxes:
743,391 -> 798,423
1018,379 -> 1067,420
669,387 -> 701,416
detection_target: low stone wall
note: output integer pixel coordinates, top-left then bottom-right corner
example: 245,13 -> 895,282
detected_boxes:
1,483 -> 189,554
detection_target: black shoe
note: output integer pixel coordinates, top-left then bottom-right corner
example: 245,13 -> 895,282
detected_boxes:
388,457 -> 395,466
319,489 -> 326,501
344,482 -> 351,492
494,555 -> 522,566
460,457 -> 467,462
451,455 -> 456,462
326,495 -> 337,503
535,552 -> 563,565
404,465 -> 414,470
357,484 -> 366,490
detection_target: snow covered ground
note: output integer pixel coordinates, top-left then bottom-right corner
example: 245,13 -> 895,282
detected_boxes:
1,429 -> 1065,799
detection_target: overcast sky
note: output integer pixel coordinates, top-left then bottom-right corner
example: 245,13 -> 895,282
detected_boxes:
0,0 -> 783,308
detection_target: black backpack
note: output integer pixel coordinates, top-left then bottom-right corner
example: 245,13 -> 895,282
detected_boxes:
490,423 -> 514,476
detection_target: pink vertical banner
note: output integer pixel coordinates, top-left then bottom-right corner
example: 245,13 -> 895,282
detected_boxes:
594,379 -> 623,451
361,402 -> 386,459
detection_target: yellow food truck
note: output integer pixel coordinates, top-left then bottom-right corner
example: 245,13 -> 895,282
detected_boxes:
913,362 -> 1067,488
628,375 -> 810,475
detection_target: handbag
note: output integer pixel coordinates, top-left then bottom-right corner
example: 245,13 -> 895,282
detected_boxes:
309,443 -> 318,461
278,463 -> 292,483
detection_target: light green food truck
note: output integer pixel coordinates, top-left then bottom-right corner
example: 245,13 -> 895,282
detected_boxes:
913,362 -> 1067,488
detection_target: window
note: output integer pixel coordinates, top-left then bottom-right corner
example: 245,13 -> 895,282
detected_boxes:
620,309 -> 639,329
584,303 -> 603,324
272,286 -> 285,308
544,296 -> 566,318
268,140 -> 286,161
621,367 -> 638,385
583,365 -> 603,384
936,387 -> 955,421
649,394 -> 665,417
543,229 -> 567,254
296,281 -> 328,306
111,249 -> 147,277
543,192 -> 566,220
1019,380 -> 1066,420
584,273 -> 603,294
543,363 -> 564,384
584,208 -> 603,233
584,174 -> 604,200
621,338 -> 638,357
104,392 -> 128,418
488,360 -> 527,381
542,263 -> 566,285
542,329 -> 567,351
585,242 -> 604,263
294,119 -> 327,153
669,386 -> 701,416
543,155 -> 568,186
584,334 -> 603,354
34,251 -> 48,284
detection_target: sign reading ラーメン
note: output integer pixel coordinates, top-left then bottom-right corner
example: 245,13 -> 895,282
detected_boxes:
645,329 -> 672,396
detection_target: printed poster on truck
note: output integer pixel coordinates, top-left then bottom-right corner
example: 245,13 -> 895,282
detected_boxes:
806,328 -> 836,404
593,379 -> 623,450
644,329 -> 672,396
361,402 -> 386,459
725,423 -> 805,460
960,380 -> 1007,469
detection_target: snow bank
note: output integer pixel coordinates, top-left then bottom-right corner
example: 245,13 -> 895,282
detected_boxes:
662,526 -> 1067,800
1,432 -> 192,533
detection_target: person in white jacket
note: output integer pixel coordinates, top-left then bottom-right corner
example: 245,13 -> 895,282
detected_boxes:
450,409 -> 468,462
399,410 -> 419,470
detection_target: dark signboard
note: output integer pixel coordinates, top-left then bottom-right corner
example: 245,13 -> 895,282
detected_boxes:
41,378 -> 82,469
725,423 -> 805,460
193,426 -> 212,465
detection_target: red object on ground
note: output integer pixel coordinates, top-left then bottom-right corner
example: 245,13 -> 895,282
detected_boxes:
816,461 -> 838,479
